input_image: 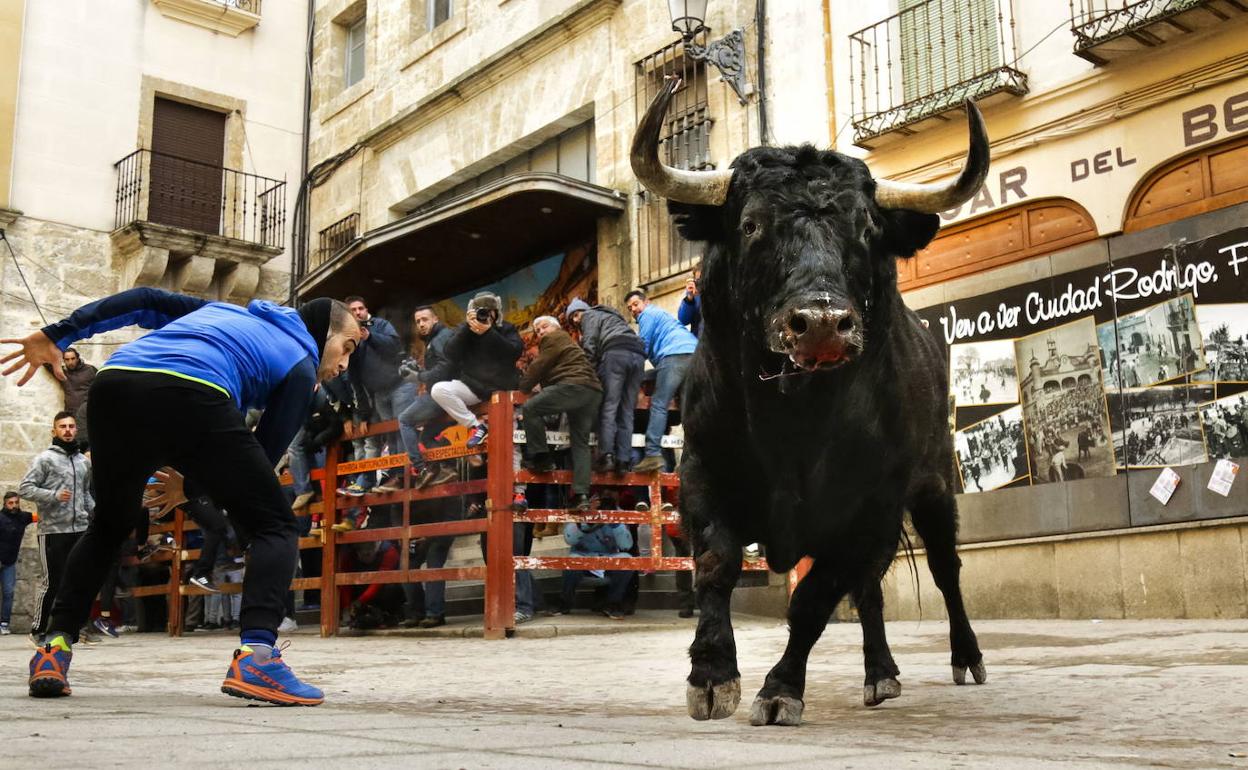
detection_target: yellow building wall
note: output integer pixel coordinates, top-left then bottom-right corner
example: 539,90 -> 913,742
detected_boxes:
0,0 -> 23,210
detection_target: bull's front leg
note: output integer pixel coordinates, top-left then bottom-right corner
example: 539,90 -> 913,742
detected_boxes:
750,557 -> 848,726
683,462 -> 745,720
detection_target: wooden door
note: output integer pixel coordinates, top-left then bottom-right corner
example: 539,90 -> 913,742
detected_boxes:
149,98 -> 226,234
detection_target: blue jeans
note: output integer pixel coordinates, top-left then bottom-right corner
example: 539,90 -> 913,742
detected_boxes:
561,568 -> 632,605
645,354 -> 692,457
597,348 -> 645,461
1,562 -> 15,625
397,392 -> 450,468
355,382 -> 418,486
515,523 -> 535,617
402,535 -> 454,618
287,428 -> 316,496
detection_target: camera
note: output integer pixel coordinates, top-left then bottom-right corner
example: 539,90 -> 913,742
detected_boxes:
474,308 -> 494,324
397,357 -> 422,380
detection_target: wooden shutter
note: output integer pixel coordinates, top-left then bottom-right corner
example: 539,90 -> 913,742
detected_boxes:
149,97 -> 227,234
900,0 -> 1000,107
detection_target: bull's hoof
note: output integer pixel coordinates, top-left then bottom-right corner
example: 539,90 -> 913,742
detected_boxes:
687,678 -> 741,721
952,661 -> 988,685
749,695 -> 804,726
863,677 -> 901,707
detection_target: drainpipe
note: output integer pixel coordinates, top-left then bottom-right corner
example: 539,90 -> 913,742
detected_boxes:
290,0 -> 315,305
755,0 -> 769,146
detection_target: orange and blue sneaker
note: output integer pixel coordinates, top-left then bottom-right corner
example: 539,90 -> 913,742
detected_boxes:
28,635 -> 73,698
221,643 -> 324,706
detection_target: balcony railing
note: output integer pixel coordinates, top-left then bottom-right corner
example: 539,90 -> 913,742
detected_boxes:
316,213 -> 360,269
1069,0 -> 1244,65
221,0 -> 261,11
849,0 -> 1027,146
114,148 -> 286,250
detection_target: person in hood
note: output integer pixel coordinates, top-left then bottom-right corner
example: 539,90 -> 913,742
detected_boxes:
19,411 -> 93,642
1,491 -> 34,635
1,287 -> 359,705
566,298 -> 646,475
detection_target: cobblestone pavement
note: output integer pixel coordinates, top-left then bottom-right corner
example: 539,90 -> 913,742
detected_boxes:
3,614 -> 1247,768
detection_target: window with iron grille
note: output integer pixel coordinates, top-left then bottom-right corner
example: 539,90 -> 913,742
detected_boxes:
634,35 -> 711,286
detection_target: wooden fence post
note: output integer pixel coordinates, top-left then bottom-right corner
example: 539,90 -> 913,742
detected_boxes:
319,439 -> 341,637
483,392 -> 516,639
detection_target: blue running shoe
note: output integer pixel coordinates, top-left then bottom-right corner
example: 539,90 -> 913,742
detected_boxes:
29,636 -> 73,698
466,421 -> 489,449
221,644 -> 323,706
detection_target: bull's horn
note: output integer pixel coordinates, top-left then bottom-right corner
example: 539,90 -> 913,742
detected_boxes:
631,75 -> 733,206
873,100 -> 990,214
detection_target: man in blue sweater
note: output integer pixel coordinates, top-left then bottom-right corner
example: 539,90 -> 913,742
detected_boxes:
1,288 -> 359,705
624,289 -> 698,473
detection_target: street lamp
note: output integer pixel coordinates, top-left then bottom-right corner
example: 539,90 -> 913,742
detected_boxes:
666,0 -> 750,105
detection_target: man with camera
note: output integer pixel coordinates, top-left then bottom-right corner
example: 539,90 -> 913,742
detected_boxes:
428,292 -> 523,449
341,296 -> 413,496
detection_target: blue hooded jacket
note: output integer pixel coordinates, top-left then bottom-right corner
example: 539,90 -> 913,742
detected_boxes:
635,304 -> 698,365
41,288 -> 320,464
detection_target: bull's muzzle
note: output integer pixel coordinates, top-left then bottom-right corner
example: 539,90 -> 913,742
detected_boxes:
769,297 -> 863,371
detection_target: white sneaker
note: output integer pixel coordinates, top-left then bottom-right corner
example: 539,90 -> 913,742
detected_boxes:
0,623 -> 10,635
119,625 -> 138,633
277,617 -> 298,633
513,611 -> 533,625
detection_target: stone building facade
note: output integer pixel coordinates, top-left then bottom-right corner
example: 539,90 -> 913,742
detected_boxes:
0,0 -> 307,630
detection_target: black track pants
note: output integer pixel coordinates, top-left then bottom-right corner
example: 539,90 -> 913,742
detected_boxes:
48,369 -> 297,642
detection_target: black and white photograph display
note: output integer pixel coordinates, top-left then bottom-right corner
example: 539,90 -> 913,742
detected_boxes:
1106,385 -> 1211,468
954,406 -> 1028,492
950,339 -> 1019,406
1193,303 -> 1248,383
1097,294 -> 1206,388
1198,392 -> 1248,460
1015,318 -> 1116,483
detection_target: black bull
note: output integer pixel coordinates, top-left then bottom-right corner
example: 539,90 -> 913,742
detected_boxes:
631,78 -> 990,726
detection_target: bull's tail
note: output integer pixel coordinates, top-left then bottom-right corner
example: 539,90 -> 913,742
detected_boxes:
899,524 -> 922,620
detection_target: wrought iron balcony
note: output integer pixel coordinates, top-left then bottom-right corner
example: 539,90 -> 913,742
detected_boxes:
849,0 -> 1027,147
316,213 -> 360,269
114,149 -> 286,250
1069,0 -> 1246,65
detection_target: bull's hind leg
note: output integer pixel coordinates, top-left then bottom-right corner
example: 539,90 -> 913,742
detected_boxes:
855,579 -> 902,707
749,558 -> 847,727
683,460 -> 745,720
909,484 -> 986,686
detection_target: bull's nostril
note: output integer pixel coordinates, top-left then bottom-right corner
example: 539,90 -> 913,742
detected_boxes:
836,315 -> 856,334
789,314 -> 809,336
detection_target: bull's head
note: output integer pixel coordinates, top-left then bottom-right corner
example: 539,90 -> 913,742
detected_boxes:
631,77 -> 989,374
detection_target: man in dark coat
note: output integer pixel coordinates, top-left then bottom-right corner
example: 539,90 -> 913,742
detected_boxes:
518,316 -> 603,510
397,306 -> 459,488
428,292 -> 523,449
60,348 -> 97,446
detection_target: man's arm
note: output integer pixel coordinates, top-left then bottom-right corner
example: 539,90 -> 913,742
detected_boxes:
479,322 -> 524,362
518,338 -> 556,393
580,313 -> 601,365
18,455 -> 58,506
367,318 -> 402,361
354,546 -> 400,605
41,288 -> 209,350
253,357 -> 317,467
677,295 -> 699,327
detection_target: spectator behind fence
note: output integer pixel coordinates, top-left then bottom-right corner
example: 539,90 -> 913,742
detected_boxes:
289,372 -> 353,512
339,540 -> 403,630
558,522 -> 634,620
518,316 -> 602,511
566,298 -> 646,475
19,411 -> 93,642
397,305 -> 460,489
677,263 -> 702,338
184,496 -> 229,594
60,348 -> 97,446
625,289 -> 698,473
1,491 -> 34,635
341,296 -> 414,497
429,291 -> 523,450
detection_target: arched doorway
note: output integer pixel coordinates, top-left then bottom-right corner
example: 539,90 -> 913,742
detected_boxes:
1123,132 -> 1248,232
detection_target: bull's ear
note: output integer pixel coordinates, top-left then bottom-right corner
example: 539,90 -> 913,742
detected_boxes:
668,201 -> 724,242
879,209 -> 941,258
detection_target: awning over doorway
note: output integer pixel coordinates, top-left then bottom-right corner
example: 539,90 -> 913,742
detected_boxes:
296,173 -> 628,308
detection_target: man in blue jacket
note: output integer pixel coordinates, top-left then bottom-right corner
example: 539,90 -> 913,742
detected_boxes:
624,289 -> 698,473
559,523 -> 634,620
1,288 -> 359,705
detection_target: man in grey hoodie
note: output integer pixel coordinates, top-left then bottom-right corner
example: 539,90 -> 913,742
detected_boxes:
19,411 -> 93,639
566,299 -> 647,474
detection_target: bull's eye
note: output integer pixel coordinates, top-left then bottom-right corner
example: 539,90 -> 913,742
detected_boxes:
742,220 -> 759,237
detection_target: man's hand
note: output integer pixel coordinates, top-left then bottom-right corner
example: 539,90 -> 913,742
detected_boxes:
359,420 -> 369,435
0,331 -> 66,386
343,420 -> 355,439
56,489 -> 71,503
467,316 -> 491,335
145,468 -> 187,519
358,324 -> 370,341
685,278 -> 698,299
